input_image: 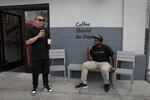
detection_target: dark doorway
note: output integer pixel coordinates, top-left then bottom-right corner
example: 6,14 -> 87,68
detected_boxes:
0,4 -> 49,72
0,10 -> 23,71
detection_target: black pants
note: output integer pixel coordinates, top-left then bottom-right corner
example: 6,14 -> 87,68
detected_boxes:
32,59 -> 49,89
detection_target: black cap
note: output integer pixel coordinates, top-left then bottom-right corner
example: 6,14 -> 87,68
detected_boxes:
93,35 -> 103,42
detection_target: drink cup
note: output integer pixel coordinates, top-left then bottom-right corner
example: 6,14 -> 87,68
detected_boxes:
47,39 -> 52,44
40,29 -> 45,37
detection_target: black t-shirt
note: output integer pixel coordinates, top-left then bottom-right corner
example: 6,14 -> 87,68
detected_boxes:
26,27 -> 49,61
90,44 -> 114,63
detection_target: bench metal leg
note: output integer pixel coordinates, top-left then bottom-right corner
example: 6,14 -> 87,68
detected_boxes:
67,68 -> 71,80
112,73 -> 116,88
64,70 -> 66,78
49,70 -> 54,88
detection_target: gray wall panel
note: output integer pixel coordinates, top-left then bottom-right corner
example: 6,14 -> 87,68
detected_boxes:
49,27 -> 146,80
50,27 -> 123,65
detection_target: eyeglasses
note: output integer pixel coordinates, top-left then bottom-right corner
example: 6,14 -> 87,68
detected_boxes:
36,19 -> 45,22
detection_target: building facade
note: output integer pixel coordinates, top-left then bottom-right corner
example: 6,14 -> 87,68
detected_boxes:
0,0 -> 149,80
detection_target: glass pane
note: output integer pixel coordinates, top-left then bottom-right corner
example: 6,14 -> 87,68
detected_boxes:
0,16 -> 1,49
2,13 -> 21,63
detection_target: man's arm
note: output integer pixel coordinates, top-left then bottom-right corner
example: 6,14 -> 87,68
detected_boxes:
25,31 -> 45,46
25,35 -> 39,46
111,54 -> 116,72
87,46 -> 93,61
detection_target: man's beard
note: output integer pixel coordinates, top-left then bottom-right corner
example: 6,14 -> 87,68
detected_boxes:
94,43 -> 100,47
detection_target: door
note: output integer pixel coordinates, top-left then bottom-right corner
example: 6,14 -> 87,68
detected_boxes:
0,11 -> 5,71
0,11 -> 23,71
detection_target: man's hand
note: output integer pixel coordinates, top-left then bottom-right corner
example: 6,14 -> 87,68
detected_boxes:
37,30 -> 45,38
26,30 -> 45,46
111,54 -> 116,72
111,67 -> 116,72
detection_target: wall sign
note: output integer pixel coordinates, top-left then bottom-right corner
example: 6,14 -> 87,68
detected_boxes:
75,21 -> 94,39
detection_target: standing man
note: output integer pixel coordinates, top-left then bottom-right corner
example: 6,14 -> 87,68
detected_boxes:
75,35 -> 116,92
26,15 -> 52,95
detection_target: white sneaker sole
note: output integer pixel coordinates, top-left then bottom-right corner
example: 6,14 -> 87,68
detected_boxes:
43,89 -> 53,92
31,91 -> 37,96
48,89 -> 53,92
82,86 -> 88,89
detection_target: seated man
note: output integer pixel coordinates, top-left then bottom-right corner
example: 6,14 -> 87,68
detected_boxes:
75,35 -> 116,92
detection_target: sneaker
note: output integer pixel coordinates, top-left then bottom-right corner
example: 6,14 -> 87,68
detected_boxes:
75,83 -> 88,88
104,84 -> 110,92
43,86 -> 53,92
31,89 -> 37,96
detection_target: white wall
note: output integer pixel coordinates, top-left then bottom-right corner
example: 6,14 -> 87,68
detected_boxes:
0,0 -> 147,54
123,0 -> 147,54
0,0 -> 123,27
0,0 -> 49,6
50,0 -> 123,27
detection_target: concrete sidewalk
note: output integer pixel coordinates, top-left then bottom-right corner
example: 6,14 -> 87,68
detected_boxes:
0,72 -> 150,100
